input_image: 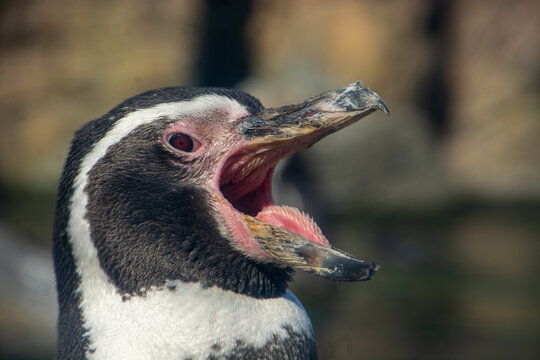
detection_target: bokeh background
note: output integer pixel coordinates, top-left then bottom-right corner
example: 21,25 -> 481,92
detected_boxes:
1,0 -> 539,359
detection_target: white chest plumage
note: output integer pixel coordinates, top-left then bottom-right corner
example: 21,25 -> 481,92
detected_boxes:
79,279 -> 312,359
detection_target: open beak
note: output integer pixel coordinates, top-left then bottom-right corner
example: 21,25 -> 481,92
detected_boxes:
223,82 -> 388,281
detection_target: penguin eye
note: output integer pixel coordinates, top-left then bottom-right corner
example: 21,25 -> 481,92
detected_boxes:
168,133 -> 194,152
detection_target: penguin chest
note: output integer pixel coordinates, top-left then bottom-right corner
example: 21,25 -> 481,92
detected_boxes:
80,281 -> 314,359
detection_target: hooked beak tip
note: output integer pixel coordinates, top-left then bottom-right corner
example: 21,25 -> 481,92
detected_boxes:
331,82 -> 390,116
378,101 -> 390,116
353,83 -> 390,115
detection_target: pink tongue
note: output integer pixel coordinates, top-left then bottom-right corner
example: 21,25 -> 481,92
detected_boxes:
255,205 -> 330,247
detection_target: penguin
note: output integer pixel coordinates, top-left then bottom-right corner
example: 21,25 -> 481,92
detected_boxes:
53,82 -> 388,359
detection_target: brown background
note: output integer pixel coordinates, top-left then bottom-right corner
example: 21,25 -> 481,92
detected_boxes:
1,1 -> 539,359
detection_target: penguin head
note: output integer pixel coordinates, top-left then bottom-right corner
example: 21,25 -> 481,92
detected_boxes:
56,84 -> 386,299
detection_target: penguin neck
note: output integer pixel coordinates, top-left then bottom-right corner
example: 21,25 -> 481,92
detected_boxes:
54,228 -> 316,359
82,190 -> 294,298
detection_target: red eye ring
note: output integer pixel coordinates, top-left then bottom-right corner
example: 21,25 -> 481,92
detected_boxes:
168,133 -> 194,152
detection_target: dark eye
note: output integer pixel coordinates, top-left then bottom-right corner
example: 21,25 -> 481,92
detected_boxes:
168,133 -> 194,152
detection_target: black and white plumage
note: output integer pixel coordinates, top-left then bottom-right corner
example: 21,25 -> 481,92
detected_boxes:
53,83 -> 387,359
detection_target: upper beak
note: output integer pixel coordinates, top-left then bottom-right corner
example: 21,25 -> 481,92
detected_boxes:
240,81 -> 389,148
237,82 -> 389,281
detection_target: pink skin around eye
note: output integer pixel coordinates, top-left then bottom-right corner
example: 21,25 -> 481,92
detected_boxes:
163,123 -> 204,155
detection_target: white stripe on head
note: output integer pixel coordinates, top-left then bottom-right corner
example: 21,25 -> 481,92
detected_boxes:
66,94 -> 312,359
69,94 -> 250,311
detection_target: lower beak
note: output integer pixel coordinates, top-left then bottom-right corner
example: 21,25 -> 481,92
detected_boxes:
245,217 -> 380,281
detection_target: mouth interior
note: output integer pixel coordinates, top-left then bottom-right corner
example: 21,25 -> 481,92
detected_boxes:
219,149 -> 329,247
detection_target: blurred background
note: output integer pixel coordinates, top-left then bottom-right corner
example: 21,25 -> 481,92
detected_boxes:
1,0 -> 539,359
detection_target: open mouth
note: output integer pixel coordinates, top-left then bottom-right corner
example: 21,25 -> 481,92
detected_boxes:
219,140 -> 329,248
213,82 -> 387,281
